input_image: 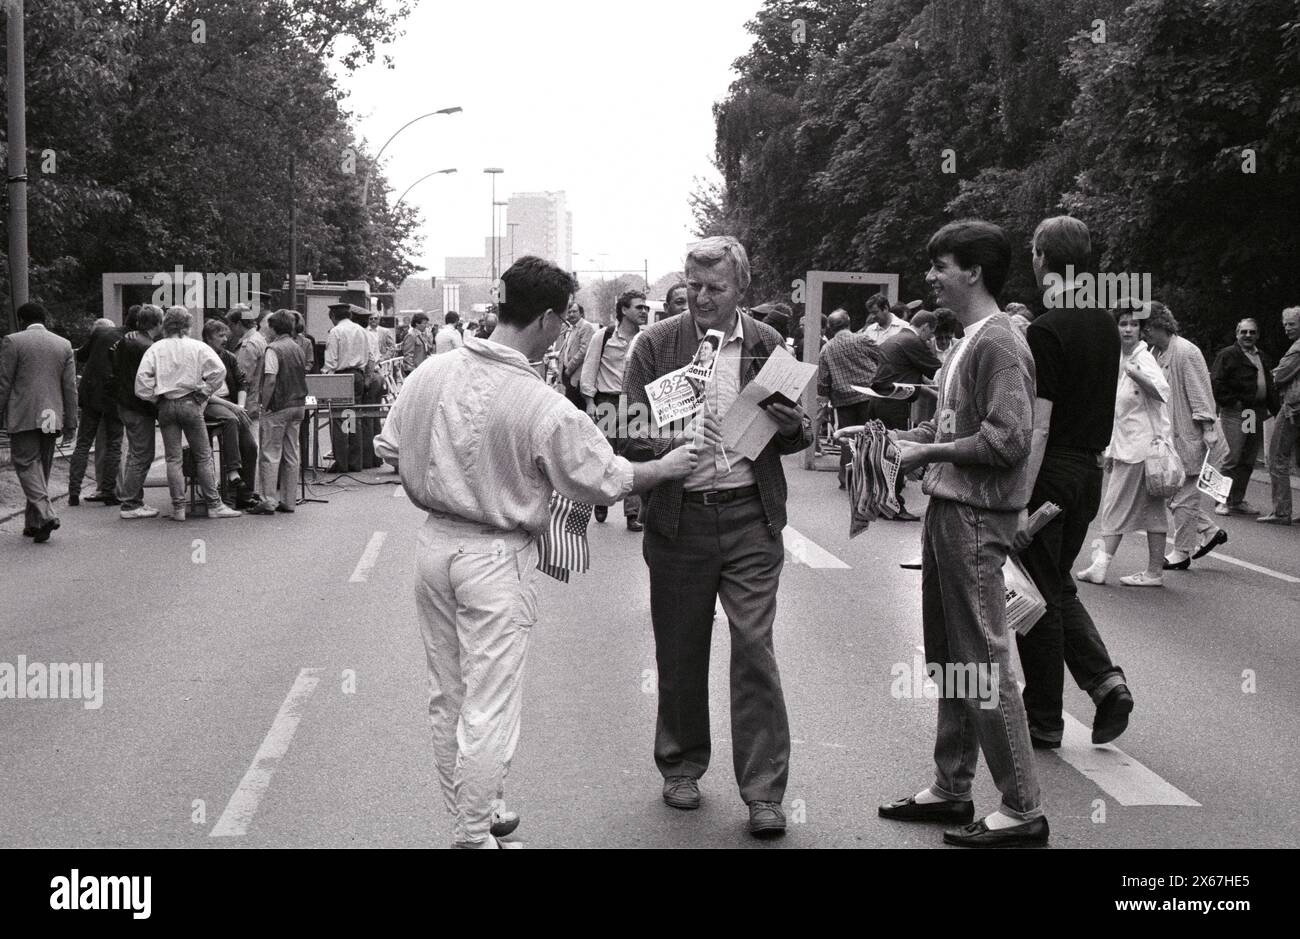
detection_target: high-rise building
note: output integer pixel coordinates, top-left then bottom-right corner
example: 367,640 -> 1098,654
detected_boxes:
505,191 -> 570,271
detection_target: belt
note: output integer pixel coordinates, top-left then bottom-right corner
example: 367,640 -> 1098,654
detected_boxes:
682,484 -> 759,506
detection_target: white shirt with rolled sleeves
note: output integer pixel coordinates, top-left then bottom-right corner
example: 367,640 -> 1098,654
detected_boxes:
375,337 -> 635,535
323,317 -> 373,373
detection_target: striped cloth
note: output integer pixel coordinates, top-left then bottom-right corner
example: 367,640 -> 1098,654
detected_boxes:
536,492 -> 593,582
847,419 -> 901,536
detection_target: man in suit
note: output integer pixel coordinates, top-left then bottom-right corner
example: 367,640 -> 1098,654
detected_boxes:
68,317 -> 125,506
623,236 -> 813,838
558,301 -> 596,410
0,302 -> 79,542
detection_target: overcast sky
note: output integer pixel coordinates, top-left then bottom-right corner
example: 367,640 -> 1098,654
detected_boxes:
336,0 -> 763,283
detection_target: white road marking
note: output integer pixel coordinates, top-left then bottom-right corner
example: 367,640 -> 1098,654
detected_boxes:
911,646 -> 1198,807
783,526 -> 850,569
1202,551 -> 1300,585
392,485 -> 407,498
210,668 -> 323,837
349,531 -> 388,582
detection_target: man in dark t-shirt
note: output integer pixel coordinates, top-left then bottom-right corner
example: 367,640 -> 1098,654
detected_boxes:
1013,216 -> 1132,750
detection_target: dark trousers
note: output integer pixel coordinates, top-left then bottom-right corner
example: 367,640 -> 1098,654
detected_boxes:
563,381 -> 586,410
205,396 -> 258,491
593,391 -> 639,518
1221,406 -> 1264,505
117,406 -> 156,511
328,370 -> 374,472
835,401 -> 872,485
642,495 -> 790,803
1015,449 -> 1125,742
68,404 -> 123,496
10,429 -> 57,530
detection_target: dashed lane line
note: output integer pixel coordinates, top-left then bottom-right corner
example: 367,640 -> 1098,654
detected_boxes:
210,668 -> 324,837
349,531 -> 388,582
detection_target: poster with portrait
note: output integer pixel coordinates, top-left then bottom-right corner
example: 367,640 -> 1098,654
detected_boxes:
683,329 -> 726,383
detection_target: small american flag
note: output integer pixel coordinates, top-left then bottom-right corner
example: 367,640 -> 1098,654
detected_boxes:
536,492 -> 593,582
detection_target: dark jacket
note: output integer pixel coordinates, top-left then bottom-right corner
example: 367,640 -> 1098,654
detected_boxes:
262,335 -> 309,412
76,324 -> 124,414
1211,342 -> 1277,416
874,328 -> 941,390
622,310 -> 813,539
108,331 -> 157,416
218,348 -> 243,400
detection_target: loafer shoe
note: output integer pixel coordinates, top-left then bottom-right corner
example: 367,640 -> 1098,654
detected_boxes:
878,795 -> 975,824
32,518 -> 58,543
943,816 -> 1049,848
1192,528 -> 1228,559
899,558 -> 922,570
662,776 -> 700,810
490,809 -> 520,838
1162,555 -> 1191,571
84,492 -> 117,504
894,508 -> 921,522
748,801 -> 786,838
626,518 -> 644,532
1092,684 -> 1134,744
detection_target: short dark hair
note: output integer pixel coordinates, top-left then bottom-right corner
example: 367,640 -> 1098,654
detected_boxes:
202,318 -> 229,342
927,219 -> 1012,298
125,304 -> 142,330
933,308 -> 963,339
136,305 -> 163,332
910,310 -> 937,331
498,256 -> 577,329
866,293 -> 890,314
225,310 -> 245,328
411,313 -> 429,326
267,309 -> 295,335
665,283 -> 687,304
443,311 -> 458,325
16,302 -> 47,325
331,305 -> 353,320
615,289 -> 647,322
1032,216 -> 1091,277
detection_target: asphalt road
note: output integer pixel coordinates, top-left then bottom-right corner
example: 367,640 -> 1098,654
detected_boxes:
1,456 -> 1296,849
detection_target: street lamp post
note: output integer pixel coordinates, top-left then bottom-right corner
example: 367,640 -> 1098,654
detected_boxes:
508,222 -> 520,264
494,201 -> 508,279
394,167 -> 458,210
483,168 -> 504,297
5,0 -> 29,329
361,106 -> 462,206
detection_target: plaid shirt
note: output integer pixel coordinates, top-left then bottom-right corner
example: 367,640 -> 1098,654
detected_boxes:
622,311 -> 812,539
817,329 -> 883,407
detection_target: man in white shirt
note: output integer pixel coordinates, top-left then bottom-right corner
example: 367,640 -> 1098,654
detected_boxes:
581,289 -> 648,527
134,307 -> 241,521
863,293 -> 906,344
434,312 -> 465,354
322,305 -> 375,472
375,255 -> 695,848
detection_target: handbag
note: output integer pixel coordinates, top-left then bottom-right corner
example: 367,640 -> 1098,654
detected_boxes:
1140,397 -> 1184,499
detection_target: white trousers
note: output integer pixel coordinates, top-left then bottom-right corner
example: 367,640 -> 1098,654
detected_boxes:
1168,473 -> 1215,554
414,512 -> 539,844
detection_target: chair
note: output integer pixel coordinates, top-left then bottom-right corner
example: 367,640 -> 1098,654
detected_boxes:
181,421 -> 229,514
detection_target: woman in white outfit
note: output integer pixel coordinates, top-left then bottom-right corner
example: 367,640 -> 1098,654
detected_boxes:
1078,307 -> 1173,587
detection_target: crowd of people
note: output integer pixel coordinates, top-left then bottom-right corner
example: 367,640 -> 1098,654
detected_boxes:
4,218 -> 1295,851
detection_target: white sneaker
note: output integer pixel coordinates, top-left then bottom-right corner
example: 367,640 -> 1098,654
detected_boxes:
171,507 -> 187,522
1213,502 -> 1230,516
1120,571 -> 1163,587
209,504 -> 242,519
1075,539 -> 1111,584
120,505 -> 159,520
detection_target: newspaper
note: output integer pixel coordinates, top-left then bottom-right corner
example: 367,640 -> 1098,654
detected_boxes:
1195,453 -> 1232,503
1003,501 -> 1061,635
644,329 -> 725,428
720,345 -> 818,460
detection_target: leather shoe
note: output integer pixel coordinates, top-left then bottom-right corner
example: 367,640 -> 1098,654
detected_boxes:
1162,556 -> 1191,571
489,809 -> 520,838
879,795 -> 975,823
894,508 -> 920,522
84,492 -> 120,506
626,517 -> 644,532
1092,684 -> 1134,744
32,518 -> 58,543
67,491 -> 79,507
662,776 -> 700,810
1192,528 -> 1228,560
748,801 -> 786,837
944,816 -> 1049,847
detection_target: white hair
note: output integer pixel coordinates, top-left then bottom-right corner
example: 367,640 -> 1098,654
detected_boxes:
685,236 -> 751,292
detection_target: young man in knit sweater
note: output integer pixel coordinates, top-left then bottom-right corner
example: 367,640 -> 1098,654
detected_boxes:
878,220 -> 1049,848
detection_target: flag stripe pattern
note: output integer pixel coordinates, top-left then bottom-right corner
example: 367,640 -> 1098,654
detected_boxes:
537,491 -> 593,582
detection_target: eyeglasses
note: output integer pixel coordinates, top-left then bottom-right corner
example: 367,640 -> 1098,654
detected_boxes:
634,305 -> 650,312
1239,330 -> 1257,335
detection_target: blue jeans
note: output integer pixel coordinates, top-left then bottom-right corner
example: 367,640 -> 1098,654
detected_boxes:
922,497 -> 1042,820
158,394 -> 221,510
117,406 -> 156,510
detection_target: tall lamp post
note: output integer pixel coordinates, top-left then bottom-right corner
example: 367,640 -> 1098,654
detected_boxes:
5,0 -> 29,330
394,167 -> 458,210
494,200 -> 508,279
482,167 -> 504,299
362,106 -> 462,206
507,222 -> 520,264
